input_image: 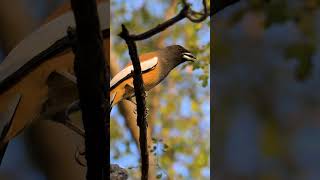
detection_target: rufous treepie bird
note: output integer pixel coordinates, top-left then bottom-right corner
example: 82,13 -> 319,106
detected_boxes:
0,1 -> 109,165
110,45 -> 196,107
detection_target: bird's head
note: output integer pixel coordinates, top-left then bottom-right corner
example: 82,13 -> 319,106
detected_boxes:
159,45 -> 196,67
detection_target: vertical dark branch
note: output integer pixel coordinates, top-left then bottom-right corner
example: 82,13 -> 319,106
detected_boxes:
70,0 -> 109,179
119,25 -> 149,180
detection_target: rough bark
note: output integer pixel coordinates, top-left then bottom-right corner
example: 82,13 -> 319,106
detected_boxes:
70,0 -> 109,179
119,25 -> 149,180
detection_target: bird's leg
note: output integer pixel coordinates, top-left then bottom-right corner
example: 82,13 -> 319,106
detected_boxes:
125,96 -> 137,105
41,101 -> 84,137
75,144 -> 86,166
123,84 -> 149,119
63,100 -> 85,137
63,118 -> 85,138
65,100 -> 81,115
128,96 -> 149,118
125,96 -> 138,115
124,84 -> 137,106
44,70 -> 85,137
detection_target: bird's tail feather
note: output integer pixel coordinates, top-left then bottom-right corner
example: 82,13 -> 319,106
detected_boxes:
110,92 -> 116,106
0,93 -> 21,165
0,117 -> 12,166
0,142 -> 8,165
0,119 -> 11,166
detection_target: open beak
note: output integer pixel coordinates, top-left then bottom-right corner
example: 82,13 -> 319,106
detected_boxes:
182,52 -> 197,62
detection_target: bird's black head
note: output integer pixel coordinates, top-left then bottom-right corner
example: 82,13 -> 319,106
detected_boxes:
159,45 -> 197,67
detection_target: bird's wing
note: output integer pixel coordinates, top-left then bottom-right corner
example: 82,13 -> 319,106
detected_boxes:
0,1 -> 109,92
110,57 -> 158,89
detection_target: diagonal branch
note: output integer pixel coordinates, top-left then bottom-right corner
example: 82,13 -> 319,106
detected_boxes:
129,6 -> 188,41
130,1 -> 211,41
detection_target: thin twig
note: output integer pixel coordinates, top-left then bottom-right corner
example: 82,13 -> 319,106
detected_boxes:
127,0 -> 212,42
182,0 -> 208,22
130,6 -> 189,41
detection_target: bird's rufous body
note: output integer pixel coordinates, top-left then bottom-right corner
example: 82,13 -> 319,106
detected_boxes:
110,45 -> 196,107
110,52 -> 161,106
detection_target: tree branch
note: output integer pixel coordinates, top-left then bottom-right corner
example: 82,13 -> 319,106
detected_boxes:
70,0 -> 109,179
119,25 -> 149,180
130,1 -> 211,41
182,0 -> 208,22
129,6 -> 188,41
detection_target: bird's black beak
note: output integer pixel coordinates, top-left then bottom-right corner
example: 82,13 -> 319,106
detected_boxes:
182,52 -> 196,62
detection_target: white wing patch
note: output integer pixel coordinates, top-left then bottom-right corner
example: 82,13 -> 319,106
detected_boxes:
110,57 -> 158,89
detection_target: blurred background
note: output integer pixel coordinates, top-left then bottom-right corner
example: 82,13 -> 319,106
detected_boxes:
213,0 -> 320,179
0,0 -> 210,179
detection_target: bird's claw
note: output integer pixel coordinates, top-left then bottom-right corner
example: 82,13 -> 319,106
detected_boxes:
75,145 -> 86,167
126,97 -> 137,106
65,100 -> 80,119
62,100 -> 85,137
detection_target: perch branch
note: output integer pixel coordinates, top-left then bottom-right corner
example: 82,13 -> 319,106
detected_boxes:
70,0 -> 109,179
119,25 -> 149,180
